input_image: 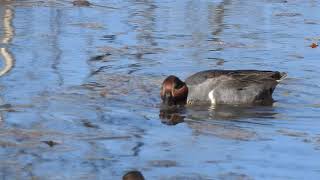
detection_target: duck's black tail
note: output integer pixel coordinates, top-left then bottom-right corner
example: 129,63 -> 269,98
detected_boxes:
277,72 -> 287,82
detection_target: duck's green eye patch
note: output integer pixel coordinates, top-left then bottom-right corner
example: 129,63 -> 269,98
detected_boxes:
174,82 -> 183,89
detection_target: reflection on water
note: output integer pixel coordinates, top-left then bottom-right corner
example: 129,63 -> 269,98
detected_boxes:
160,104 -> 277,126
0,7 -> 14,76
0,5 -> 15,124
159,106 -> 185,125
0,0 -> 320,179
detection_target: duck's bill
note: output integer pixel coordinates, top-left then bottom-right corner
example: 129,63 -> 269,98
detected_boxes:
162,92 -> 173,106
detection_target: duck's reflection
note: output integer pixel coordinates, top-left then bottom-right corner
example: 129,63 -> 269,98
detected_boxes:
160,103 -> 278,126
204,104 -> 276,120
159,110 -> 185,125
159,103 -> 189,125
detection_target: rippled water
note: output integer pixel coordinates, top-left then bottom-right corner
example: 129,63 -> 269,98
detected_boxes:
0,0 -> 319,179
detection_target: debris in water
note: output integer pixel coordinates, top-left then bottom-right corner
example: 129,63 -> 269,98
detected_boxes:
218,172 -> 253,180
102,35 -> 116,41
0,104 -> 17,112
72,0 -> 91,7
71,22 -> 104,29
72,0 -> 118,9
274,12 -> 302,17
90,53 -> 112,61
82,120 -> 99,129
148,160 -> 178,167
42,140 -> 60,147
277,129 -> 308,137
310,43 -> 318,48
216,59 -> 225,66
100,89 -> 108,97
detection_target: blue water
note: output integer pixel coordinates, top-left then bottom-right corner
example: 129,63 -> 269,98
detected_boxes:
0,0 -> 319,179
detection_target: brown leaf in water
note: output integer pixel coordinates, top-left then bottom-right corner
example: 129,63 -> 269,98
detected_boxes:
72,0 -> 91,7
100,90 -> 108,97
310,43 -> 318,48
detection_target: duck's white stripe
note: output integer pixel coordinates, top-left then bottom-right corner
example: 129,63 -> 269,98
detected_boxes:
208,90 -> 216,105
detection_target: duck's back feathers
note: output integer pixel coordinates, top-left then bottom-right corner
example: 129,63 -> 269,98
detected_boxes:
185,70 -> 287,105
185,70 -> 285,86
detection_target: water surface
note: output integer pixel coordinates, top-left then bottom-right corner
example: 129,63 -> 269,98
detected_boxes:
0,0 -> 319,179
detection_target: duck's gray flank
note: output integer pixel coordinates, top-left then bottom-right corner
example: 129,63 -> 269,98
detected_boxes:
185,70 -> 286,105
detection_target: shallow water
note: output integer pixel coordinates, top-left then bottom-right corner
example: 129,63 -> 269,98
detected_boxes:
0,0 -> 319,179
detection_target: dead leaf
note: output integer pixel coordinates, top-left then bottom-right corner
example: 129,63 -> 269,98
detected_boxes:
310,43 -> 318,48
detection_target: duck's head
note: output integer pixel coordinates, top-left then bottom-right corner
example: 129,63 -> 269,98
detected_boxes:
160,75 -> 188,106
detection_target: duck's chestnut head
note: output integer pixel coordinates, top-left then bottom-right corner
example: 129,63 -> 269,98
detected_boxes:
160,75 -> 188,106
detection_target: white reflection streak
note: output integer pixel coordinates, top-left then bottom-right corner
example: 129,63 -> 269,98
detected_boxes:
0,8 -> 14,76
0,7 -> 15,123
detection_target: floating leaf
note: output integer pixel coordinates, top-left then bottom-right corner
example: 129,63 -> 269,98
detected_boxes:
72,0 -> 91,7
310,43 -> 318,48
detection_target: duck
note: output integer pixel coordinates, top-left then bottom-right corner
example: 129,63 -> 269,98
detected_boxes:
160,70 -> 287,106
